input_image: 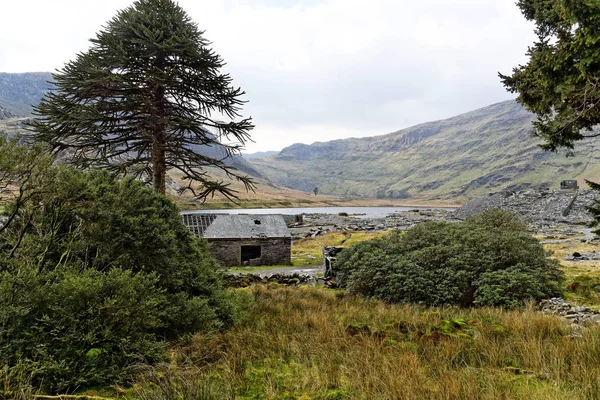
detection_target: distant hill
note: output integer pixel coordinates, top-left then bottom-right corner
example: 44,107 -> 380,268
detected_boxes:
248,100 -> 600,202
242,151 -> 279,159
0,72 -> 53,116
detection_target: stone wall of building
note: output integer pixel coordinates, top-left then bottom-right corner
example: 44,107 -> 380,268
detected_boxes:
208,237 -> 292,267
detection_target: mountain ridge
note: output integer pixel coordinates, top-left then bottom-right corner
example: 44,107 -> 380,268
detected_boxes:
248,100 -> 600,202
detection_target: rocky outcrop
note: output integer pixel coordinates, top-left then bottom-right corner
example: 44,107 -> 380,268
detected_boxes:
0,117 -> 30,140
455,189 -> 598,227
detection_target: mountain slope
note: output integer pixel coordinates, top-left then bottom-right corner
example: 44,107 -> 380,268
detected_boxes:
242,151 -> 279,159
248,100 -> 600,201
0,72 -> 53,116
0,104 -> 16,120
185,138 -> 263,178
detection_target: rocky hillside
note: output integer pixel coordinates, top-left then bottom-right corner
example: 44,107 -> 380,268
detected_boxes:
248,100 -> 600,202
242,151 -> 279,159
0,104 -> 16,120
0,118 -> 29,139
0,72 -> 53,116
186,137 -> 263,178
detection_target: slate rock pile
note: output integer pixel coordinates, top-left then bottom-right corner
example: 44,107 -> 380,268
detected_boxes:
540,298 -> 600,327
455,189 -> 598,227
224,272 -> 315,287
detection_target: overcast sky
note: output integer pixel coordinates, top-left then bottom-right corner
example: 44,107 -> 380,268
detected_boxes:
0,0 -> 536,153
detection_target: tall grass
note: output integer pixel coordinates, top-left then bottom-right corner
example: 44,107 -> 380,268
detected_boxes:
0,364 -> 38,400
131,285 -> 600,400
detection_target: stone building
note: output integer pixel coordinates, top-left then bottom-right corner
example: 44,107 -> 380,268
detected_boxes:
560,180 -> 579,190
181,213 -> 292,267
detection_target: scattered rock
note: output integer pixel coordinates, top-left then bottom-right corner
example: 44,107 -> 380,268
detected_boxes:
565,251 -> 600,261
540,298 -> 600,327
224,272 -> 315,287
289,209 -> 456,240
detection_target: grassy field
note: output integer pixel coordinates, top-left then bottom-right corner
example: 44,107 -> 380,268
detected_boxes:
7,227 -> 600,399
123,285 -> 600,400
542,238 -> 600,307
291,231 -> 388,266
128,232 -> 600,399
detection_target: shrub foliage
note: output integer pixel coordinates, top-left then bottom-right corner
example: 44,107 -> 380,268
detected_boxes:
335,209 -> 563,308
0,146 -> 237,393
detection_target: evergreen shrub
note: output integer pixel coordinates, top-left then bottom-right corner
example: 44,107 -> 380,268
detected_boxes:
335,209 -> 563,308
0,168 -> 240,393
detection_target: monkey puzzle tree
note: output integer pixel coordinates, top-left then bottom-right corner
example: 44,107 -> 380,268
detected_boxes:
31,0 -> 254,197
499,0 -> 600,151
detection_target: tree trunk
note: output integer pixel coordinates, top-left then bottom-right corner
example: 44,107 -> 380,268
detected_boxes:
152,56 -> 167,194
152,129 -> 166,194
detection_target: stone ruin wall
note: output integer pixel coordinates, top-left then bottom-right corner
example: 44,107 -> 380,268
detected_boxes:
208,237 -> 292,268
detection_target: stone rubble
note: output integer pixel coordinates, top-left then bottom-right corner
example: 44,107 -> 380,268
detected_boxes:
565,251 -> 600,261
224,272 -> 316,287
288,209 -> 457,240
540,298 -> 600,328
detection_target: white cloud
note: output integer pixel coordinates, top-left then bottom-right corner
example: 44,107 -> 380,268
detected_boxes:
0,0 -> 537,152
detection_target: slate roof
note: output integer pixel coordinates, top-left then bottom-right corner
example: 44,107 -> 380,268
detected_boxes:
181,213 -> 291,239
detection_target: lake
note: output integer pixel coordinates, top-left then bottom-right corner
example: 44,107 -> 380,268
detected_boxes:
183,206 -> 456,219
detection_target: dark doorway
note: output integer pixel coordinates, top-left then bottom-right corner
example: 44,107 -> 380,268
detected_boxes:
241,245 -> 261,262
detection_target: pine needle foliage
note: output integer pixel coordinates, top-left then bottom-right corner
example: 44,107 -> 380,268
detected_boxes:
500,0 -> 600,151
30,0 -> 254,198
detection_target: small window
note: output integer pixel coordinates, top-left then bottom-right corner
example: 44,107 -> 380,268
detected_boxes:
241,245 -> 261,262
254,219 -> 261,225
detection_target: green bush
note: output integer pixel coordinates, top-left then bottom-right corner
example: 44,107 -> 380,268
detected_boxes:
0,265 -> 167,393
0,166 -> 241,393
335,209 -> 563,308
